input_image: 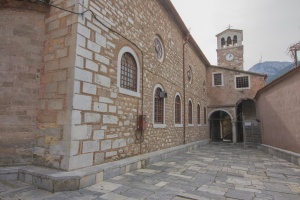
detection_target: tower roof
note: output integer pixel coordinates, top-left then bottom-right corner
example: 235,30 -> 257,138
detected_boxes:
216,29 -> 243,37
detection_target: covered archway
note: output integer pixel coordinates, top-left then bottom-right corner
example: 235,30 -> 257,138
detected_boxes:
236,99 -> 260,145
209,110 -> 233,142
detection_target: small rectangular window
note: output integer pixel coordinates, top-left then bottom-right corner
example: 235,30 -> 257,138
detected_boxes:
235,76 -> 250,89
213,73 -> 223,86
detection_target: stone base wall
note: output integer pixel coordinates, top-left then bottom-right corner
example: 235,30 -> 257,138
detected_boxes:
258,144 -> 300,166
0,8 -> 46,166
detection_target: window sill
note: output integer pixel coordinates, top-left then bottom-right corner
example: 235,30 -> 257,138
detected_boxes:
119,88 -> 141,98
153,124 -> 166,129
197,124 -> 202,127
188,124 -> 194,127
175,124 -> 183,128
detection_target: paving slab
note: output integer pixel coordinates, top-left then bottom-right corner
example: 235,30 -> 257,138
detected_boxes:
1,143 -> 300,200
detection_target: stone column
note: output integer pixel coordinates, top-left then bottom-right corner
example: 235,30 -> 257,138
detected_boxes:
232,122 -> 237,144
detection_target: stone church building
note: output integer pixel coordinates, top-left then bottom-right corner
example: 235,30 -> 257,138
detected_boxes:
0,0 -> 266,171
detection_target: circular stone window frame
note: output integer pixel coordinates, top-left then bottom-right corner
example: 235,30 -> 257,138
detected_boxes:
153,35 -> 164,63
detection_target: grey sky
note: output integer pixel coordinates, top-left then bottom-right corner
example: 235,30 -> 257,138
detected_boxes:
171,0 -> 300,70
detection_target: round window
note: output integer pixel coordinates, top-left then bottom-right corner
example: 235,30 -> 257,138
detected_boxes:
153,35 -> 164,62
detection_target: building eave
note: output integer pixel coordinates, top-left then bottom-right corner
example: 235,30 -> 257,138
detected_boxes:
210,65 -> 267,78
215,29 -> 243,37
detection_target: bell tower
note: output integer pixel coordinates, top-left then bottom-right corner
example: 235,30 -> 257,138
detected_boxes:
216,28 -> 244,70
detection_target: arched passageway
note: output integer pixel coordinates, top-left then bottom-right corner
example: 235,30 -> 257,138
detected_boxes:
209,110 -> 232,142
236,99 -> 259,145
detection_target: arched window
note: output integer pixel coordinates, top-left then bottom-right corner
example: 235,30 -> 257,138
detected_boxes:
227,37 -> 232,46
188,100 -> 193,124
233,35 -> 237,45
221,38 -> 225,47
187,66 -> 192,83
154,87 -> 164,124
197,104 -> 201,124
120,52 -> 137,91
203,107 -> 207,124
175,95 -> 181,124
117,46 -> 140,97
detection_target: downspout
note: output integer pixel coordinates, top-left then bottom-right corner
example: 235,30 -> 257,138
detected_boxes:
183,33 -> 190,144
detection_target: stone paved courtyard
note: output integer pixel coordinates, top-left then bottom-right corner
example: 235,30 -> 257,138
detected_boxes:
1,143 -> 300,200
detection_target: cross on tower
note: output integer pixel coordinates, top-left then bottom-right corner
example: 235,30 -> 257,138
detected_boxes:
227,24 -> 233,29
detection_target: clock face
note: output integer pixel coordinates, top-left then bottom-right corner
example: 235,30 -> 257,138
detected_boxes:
225,53 -> 234,61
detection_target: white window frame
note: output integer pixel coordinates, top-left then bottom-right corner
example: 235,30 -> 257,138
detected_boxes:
117,46 -> 141,97
153,84 -> 166,128
235,75 -> 250,89
188,98 -> 194,127
174,92 -> 183,128
212,72 -> 224,87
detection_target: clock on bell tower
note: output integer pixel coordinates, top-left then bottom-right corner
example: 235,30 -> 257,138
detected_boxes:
216,28 -> 244,70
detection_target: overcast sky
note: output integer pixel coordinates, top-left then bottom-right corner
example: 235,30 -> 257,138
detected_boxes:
171,0 -> 300,70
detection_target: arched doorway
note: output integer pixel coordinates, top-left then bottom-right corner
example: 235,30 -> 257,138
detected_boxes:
236,99 -> 258,144
209,110 -> 232,142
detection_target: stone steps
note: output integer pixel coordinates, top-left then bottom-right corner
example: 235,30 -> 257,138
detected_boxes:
0,139 -> 209,193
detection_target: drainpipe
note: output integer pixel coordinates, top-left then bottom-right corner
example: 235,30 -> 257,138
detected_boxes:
183,33 -> 190,144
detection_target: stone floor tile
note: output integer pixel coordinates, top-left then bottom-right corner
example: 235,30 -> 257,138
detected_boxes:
197,184 -> 228,195
2,143 -> 300,200
100,192 -> 129,200
155,181 -> 168,187
136,169 -> 159,174
288,184 -> 300,193
264,182 -> 294,193
85,181 -> 122,193
121,188 -> 153,199
225,188 -> 255,200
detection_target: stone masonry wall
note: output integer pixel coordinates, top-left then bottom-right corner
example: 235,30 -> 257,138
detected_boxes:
207,67 -> 265,106
184,45 -> 209,143
32,0 -> 78,170
67,0 -> 209,170
0,7 -> 47,165
217,46 -> 244,70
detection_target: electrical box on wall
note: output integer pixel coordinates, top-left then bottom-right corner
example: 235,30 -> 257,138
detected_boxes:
138,115 -> 147,131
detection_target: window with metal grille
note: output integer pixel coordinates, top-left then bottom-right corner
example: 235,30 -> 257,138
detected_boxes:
154,88 -> 164,124
235,76 -> 249,89
188,100 -> 193,124
203,107 -> 207,124
175,95 -> 181,124
213,73 -> 223,86
120,52 -> 137,91
197,104 -> 201,124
